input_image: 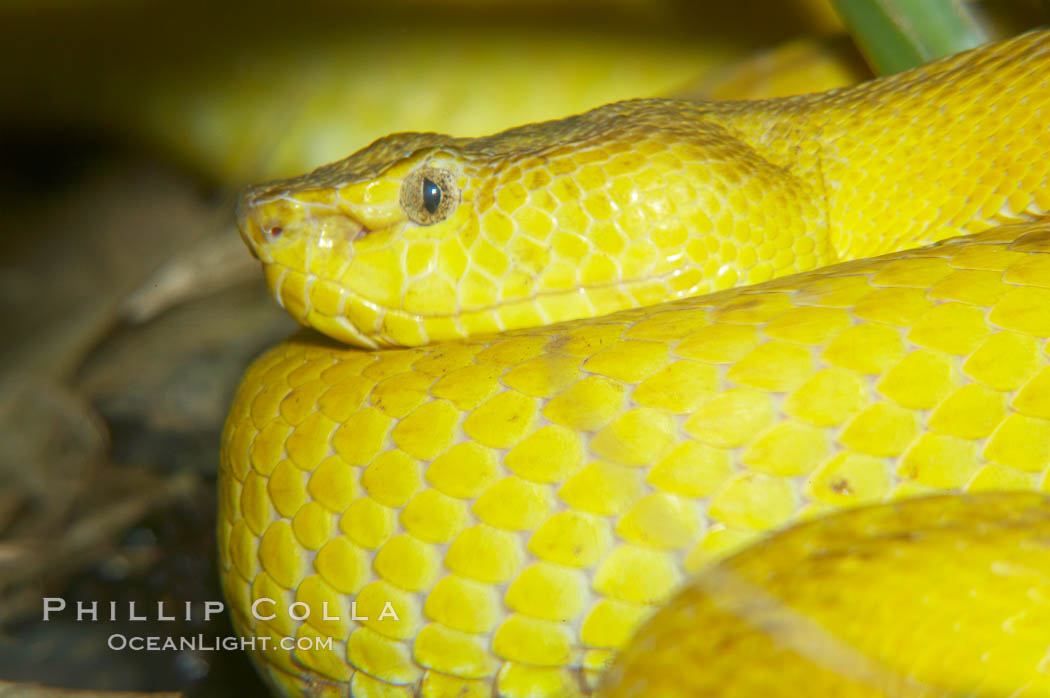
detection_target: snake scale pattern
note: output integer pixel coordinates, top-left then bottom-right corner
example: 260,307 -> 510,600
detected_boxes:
222,30 -> 1050,696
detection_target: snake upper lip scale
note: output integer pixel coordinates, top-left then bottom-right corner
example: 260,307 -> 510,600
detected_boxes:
238,185 -> 378,270
222,29 -> 1050,698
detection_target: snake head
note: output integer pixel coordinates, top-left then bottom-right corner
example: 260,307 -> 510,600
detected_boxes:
237,99 -> 826,348
237,131 -> 470,347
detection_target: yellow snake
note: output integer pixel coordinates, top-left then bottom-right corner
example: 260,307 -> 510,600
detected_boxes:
222,29 -> 1050,696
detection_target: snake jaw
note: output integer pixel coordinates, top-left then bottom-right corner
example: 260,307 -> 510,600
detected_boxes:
237,181 -> 419,346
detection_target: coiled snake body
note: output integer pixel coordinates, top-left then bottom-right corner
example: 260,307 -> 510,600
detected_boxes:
223,30 -> 1050,696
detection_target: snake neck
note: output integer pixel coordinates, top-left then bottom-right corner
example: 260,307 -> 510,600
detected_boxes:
709,28 -> 1050,263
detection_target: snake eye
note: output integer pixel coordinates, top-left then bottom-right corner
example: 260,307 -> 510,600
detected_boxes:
400,166 -> 459,225
422,178 -> 441,214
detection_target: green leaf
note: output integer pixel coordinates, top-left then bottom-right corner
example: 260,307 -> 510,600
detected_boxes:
829,0 -> 988,74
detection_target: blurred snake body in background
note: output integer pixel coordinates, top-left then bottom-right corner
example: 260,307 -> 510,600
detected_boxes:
223,30 -> 1050,696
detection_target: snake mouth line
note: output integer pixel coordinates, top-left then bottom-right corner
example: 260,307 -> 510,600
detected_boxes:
273,259 -> 699,321
264,256 -> 715,349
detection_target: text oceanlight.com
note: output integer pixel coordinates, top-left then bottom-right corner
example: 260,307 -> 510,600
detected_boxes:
106,634 -> 333,652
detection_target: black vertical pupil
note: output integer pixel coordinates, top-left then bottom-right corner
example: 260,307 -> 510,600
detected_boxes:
422,178 -> 442,214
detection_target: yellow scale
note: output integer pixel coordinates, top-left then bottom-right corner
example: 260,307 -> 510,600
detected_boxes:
221,30 -> 1050,697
